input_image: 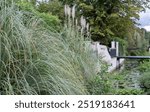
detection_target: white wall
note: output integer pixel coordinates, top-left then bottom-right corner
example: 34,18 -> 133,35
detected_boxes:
89,42 -> 124,72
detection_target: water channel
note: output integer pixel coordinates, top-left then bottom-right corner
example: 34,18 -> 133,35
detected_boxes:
114,59 -> 143,94
124,60 -> 141,90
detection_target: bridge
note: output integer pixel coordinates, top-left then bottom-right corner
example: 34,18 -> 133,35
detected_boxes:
116,56 -> 150,60
88,41 -> 150,72
116,56 -> 150,69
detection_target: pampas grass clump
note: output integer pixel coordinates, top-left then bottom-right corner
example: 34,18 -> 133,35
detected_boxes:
0,1 -> 100,95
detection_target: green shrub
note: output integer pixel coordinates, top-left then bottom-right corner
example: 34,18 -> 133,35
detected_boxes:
17,1 -> 35,12
115,89 -> 144,95
37,0 -> 64,20
86,72 -> 112,95
137,58 -> 150,94
109,70 -> 145,95
140,72 -> 150,94
138,61 -> 150,72
37,12 -> 61,30
17,1 -> 61,30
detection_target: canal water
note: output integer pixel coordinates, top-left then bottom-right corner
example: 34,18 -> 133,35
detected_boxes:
124,60 -> 141,90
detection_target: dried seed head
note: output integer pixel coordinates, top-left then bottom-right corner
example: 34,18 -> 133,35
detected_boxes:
81,27 -> 84,35
75,19 -> 78,26
80,16 -> 86,29
67,5 -> 71,18
80,16 -> 85,28
86,23 -> 89,32
80,16 -> 83,26
64,5 -> 71,18
64,5 -> 67,16
71,5 -> 76,20
83,19 -> 86,28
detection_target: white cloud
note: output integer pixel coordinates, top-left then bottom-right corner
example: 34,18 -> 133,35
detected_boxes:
138,9 -> 150,31
143,26 -> 150,31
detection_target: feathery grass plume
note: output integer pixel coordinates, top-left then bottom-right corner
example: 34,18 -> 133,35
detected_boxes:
80,16 -> 84,34
64,4 -> 71,25
86,23 -> 89,32
80,16 -> 86,35
71,4 -> 76,23
80,16 -> 85,28
64,4 -> 67,16
75,19 -> 78,27
67,5 -> 71,19
86,23 -> 90,36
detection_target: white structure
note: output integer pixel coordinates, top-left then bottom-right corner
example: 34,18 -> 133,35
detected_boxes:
89,41 -> 124,72
90,42 -> 111,64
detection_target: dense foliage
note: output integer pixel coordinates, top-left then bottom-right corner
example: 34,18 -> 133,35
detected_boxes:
138,60 -> 150,94
35,0 -> 150,54
0,0 -> 149,95
17,1 -> 61,30
0,0 -> 103,94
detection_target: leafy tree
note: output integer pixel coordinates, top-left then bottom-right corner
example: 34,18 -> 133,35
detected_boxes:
145,31 -> 150,45
17,0 -> 61,30
37,0 -> 64,20
60,0 -> 150,45
30,0 -> 37,5
21,0 -> 150,49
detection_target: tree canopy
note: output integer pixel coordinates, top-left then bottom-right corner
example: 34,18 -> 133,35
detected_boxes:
62,0 -> 149,44
27,0 -> 150,47
35,0 -> 149,44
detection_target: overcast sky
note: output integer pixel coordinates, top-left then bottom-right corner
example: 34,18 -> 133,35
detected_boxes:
138,9 -> 150,31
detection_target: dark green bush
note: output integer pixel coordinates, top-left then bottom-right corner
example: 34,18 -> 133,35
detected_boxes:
115,89 -> 144,95
37,12 -> 61,30
140,72 -> 150,94
138,61 -> 150,72
17,1 -> 35,12
86,74 -> 111,95
17,1 -> 61,30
